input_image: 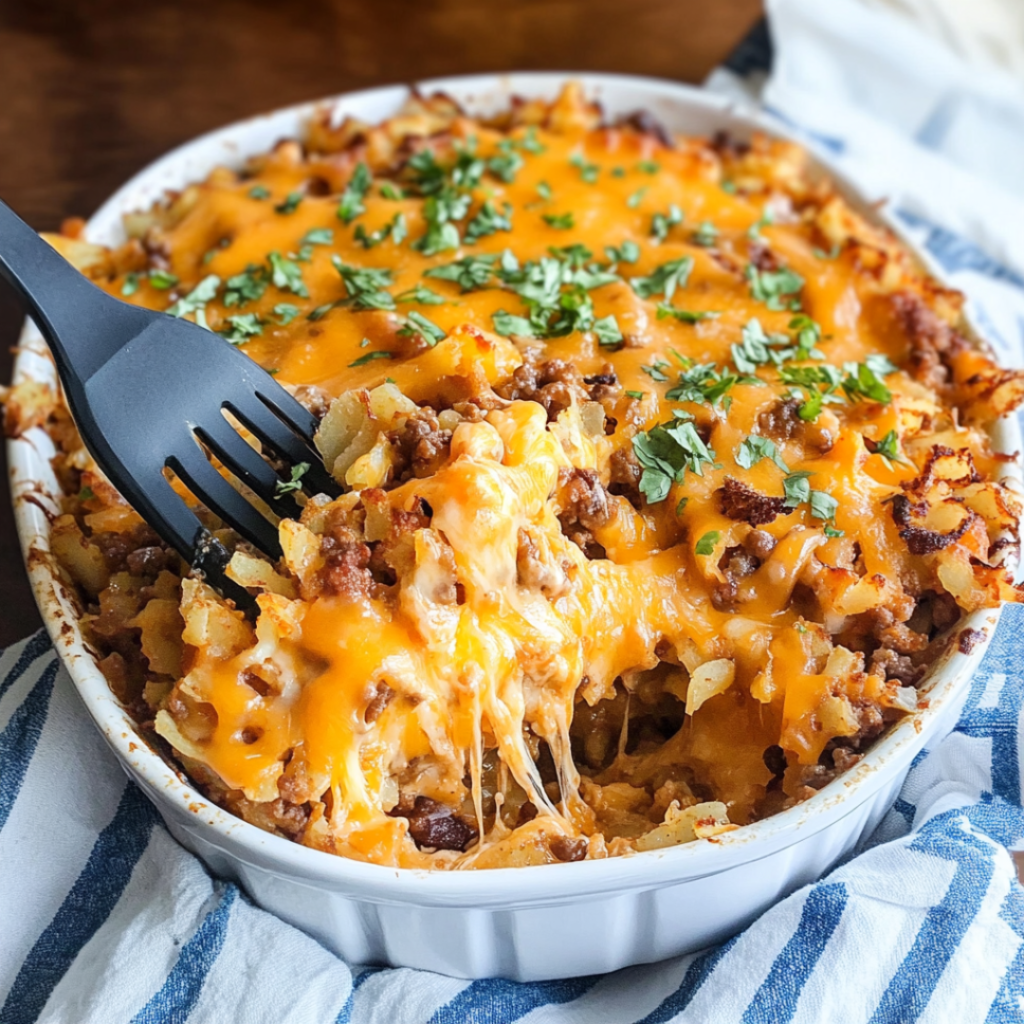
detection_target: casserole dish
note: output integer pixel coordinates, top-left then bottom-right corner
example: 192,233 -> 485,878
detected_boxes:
8,72 -> 1021,981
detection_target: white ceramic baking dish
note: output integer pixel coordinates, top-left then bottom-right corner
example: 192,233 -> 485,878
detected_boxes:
8,72 -> 1020,982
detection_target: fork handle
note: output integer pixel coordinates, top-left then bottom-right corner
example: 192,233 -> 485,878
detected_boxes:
0,197 -> 146,381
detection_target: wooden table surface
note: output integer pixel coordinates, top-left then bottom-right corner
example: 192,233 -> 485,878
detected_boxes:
0,0 -> 763,645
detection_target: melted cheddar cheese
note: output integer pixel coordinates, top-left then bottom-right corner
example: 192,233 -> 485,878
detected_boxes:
34,83 -> 1024,869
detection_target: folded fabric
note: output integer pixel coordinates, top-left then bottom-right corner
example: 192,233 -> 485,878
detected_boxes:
5,4 -> 1024,1020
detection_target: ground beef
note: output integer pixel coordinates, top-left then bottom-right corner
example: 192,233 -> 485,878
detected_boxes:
549,835 -> 588,862
608,446 -> 643,509
557,468 -> 612,558
318,529 -> 373,599
364,681 -> 395,724
386,408 -> 452,480
717,477 -> 788,526
757,397 -> 803,441
125,545 -> 172,577
870,647 -> 922,686
516,529 -> 566,595
496,358 -> 590,420
94,524 -> 163,573
890,290 -> 965,391
291,384 -> 333,420
748,238 -> 779,272
583,364 -> 622,403
618,109 -> 673,148
744,528 -> 777,562
712,541 -> 764,610
389,796 -> 478,852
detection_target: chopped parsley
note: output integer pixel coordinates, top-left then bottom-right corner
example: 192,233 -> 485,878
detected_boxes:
399,311 -> 446,346
275,462 -> 309,496
543,212 -> 575,230
425,254 -> 500,292
348,350 -> 395,367
642,360 -> 671,383
605,241 -> 640,264
166,275 -> 220,321
274,191 -> 303,215
518,126 -> 546,154
650,205 -> 683,243
301,227 -> 334,247
272,303 -> 301,325
536,181 -> 552,201
625,390 -> 644,400
632,413 -> 716,503
657,305 -> 720,323
593,315 -> 623,347
248,185 -> 271,200
736,435 -> 789,472
488,146 -> 524,183
637,160 -> 660,174
121,272 -> 140,297
491,310 -> 534,337
396,283 -> 446,305
337,163 -> 372,224
354,212 -> 407,249
219,313 -> 263,344
379,183 -> 405,200
666,361 -> 763,409
695,531 -> 720,556
746,264 -> 804,311
692,221 -> 719,247
813,244 -> 841,260
223,265 -> 269,308
783,470 -> 814,508
268,252 -> 309,297
330,256 -> 394,310
747,208 -> 774,239
630,256 -> 693,302
149,269 -> 179,290
873,429 -> 903,463
464,201 -> 513,244
731,318 -> 774,374
570,152 -> 600,183
627,187 -> 648,209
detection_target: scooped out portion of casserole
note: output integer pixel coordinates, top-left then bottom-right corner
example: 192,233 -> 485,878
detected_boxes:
9,83 -> 1024,868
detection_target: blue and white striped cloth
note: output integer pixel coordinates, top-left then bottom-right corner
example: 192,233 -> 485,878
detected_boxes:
6,2 -> 1024,1020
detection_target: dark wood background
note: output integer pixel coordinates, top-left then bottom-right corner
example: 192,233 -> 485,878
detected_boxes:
0,0 -> 763,645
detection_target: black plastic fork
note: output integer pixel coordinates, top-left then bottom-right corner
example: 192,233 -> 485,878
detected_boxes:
0,198 -> 338,612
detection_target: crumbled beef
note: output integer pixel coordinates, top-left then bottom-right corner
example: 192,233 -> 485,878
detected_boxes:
125,545 -> 172,577
516,802 -> 538,827
549,835 -> 588,862
291,384 -> 333,420
831,747 -> 862,772
387,408 -> 452,480
744,529 -> 777,562
890,290 -> 966,390
318,531 -> 373,598
748,238 -> 778,272
516,528 -> 566,595
757,397 -> 803,441
870,647 -> 922,686
608,446 -> 643,509
94,524 -> 162,573
618,109 -> 673,147
364,681 -> 395,723
389,796 -> 479,852
710,130 -> 751,158
557,468 -> 612,558
712,541 -> 763,610
717,477 -> 788,526
763,744 -> 787,779
496,358 -> 590,420
583,365 -> 621,402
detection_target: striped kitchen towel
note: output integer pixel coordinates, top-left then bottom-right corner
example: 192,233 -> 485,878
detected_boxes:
2,608 -> 1024,1023
6,0 -> 1024,1020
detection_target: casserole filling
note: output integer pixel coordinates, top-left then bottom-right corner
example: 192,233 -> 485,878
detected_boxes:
8,84 -> 1024,868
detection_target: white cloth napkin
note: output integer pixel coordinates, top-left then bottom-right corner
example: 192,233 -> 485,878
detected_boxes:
4,2 -> 1024,1020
